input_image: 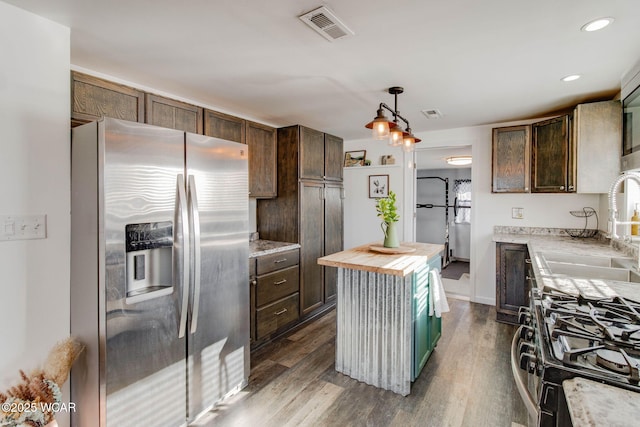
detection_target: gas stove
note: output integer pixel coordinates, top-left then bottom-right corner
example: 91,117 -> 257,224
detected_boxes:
513,287 -> 640,427
540,288 -> 640,388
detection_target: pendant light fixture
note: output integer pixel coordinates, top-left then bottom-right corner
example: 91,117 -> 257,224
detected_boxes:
364,86 -> 421,152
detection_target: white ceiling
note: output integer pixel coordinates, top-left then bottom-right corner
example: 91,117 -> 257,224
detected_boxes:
6,0 -> 640,144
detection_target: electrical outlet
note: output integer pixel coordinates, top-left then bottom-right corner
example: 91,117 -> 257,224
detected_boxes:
1,215 -> 46,241
512,208 -> 524,219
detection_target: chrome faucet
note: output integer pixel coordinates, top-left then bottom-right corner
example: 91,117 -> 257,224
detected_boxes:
608,171 -> 640,240
609,172 -> 640,273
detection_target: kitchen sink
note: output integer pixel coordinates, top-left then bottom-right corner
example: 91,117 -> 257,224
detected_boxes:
538,251 -> 631,268
544,261 -> 640,282
539,252 -> 640,282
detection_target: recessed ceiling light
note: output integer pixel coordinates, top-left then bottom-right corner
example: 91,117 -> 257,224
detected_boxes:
446,156 -> 472,166
561,74 -> 581,82
581,17 -> 614,32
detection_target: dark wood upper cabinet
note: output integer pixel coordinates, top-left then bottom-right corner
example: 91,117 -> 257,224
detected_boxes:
298,126 -> 344,181
71,71 -> 144,127
145,94 -> 203,133
492,125 -> 531,193
324,133 -> 344,181
246,121 -> 277,198
299,126 -> 326,180
531,115 -> 573,193
203,109 -> 246,143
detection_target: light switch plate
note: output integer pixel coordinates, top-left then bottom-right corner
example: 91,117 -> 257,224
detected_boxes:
0,214 -> 46,241
512,208 -> 524,219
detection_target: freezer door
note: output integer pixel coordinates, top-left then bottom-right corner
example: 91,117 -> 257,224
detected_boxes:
100,119 -> 187,427
185,133 -> 250,420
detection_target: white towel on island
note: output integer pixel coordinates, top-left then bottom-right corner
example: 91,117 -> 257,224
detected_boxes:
429,269 -> 450,318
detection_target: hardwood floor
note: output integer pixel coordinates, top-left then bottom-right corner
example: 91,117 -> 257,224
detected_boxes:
196,299 -> 528,427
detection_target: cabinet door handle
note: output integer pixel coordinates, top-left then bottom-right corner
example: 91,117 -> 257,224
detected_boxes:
274,279 -> 287,286
568,185 -> 575,191
559,186 -> 565,190
275,308 -> 288,316
525,259 -> 532,264
274,258 -> 287,264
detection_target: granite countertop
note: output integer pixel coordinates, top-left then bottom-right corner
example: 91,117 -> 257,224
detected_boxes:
493,228 -> 640,424
493,231 -> 640,301
249,239 -> 300,258
317,241 -> 444,277
563,378 -> 640,427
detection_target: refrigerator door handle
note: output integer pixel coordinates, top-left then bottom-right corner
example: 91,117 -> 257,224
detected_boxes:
188,175 -> 202,335
176,174 -> 191,339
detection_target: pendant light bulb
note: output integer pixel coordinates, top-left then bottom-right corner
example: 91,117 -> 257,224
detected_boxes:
373,120 -> 390,140
367,107 -> 393,140
389,125 -> 404,147
402,132 -> 415,152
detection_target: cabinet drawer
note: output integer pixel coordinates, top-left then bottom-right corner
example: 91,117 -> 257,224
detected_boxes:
256,249 -> 299,275
256,293 -> 299,339
256,266 -> 299,307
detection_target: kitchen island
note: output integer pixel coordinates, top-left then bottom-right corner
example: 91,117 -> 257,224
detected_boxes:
318,241 -> 444,396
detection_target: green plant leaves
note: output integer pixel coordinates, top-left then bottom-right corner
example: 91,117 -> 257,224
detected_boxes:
376,190 -> 400,223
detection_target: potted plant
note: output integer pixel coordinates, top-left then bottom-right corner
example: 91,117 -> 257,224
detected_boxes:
376,190 -> 400,248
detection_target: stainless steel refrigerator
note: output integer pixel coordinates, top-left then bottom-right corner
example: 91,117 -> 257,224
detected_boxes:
70,118 -> 250,427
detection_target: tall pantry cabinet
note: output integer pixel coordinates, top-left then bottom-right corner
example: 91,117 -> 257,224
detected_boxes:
258,125 -> 344,317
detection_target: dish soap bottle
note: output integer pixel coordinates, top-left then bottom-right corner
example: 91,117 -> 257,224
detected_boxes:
632,203 -> 639,236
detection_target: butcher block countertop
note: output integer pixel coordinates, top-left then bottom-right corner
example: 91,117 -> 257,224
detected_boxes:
318,241 -> 444,277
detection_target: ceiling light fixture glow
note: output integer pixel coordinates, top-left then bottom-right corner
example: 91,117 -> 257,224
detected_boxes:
365,86 -> 421,152
581,17 -> 614,32
561,74 -> 581,82
446,156 -> 472,166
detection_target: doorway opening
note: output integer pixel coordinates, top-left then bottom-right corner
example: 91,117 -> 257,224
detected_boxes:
415,146 -> 472,300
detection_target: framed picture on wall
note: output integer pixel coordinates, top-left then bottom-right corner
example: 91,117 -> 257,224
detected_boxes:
344,150 -> 366,167
369,174 -> 389,198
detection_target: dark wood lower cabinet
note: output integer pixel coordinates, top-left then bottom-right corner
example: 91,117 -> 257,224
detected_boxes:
250,248 -> 301,346
496,242 -> 531,324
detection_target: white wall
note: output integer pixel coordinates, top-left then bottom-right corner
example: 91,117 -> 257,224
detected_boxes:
0,2 -> 71,426
343,140 -> 412,249
344,121 -> 601,306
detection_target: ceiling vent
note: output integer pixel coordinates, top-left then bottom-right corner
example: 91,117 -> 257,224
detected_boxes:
421,109 -> 443,119
298,6 -> 354,42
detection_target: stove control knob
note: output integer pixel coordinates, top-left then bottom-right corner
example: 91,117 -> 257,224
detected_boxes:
518,307 -> 532,325
519,341 -> 535,356
519,353 -> 538,374
519,325 -> 534,341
